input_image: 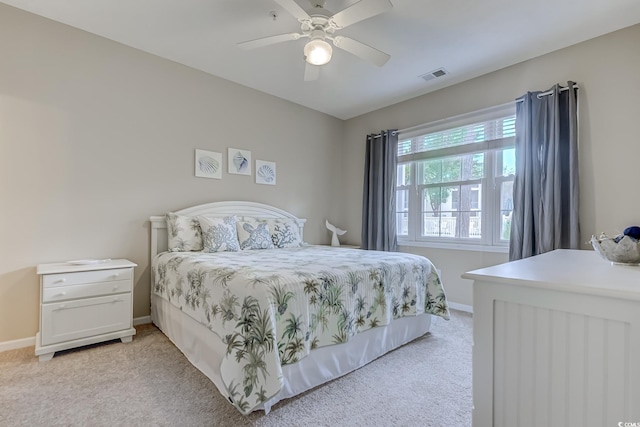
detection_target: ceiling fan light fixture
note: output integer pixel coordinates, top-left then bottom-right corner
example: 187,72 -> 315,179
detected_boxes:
304,39 -> 332,65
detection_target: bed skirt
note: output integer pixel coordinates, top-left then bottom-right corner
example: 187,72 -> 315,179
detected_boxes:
151,294 -> 432,413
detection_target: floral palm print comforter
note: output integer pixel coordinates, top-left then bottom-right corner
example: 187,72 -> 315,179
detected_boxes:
152,245 -> 449,414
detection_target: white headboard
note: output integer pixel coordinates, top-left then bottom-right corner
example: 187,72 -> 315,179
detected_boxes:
149,200 -> 307,260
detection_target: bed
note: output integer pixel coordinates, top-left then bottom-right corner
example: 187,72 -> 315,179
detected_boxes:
149,201 -> 449,415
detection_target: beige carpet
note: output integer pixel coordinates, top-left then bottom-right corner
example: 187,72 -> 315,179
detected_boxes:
0,310 -> 472,427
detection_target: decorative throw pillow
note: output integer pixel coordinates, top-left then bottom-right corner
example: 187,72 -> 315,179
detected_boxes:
198,216 -> 241,252
267,218 -> 303,248
166,212 -> 202,252
236,219 -> 275,250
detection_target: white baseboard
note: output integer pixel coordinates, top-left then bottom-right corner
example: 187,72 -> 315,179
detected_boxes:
0,336 -> 36,353
0,315 -> 154,353
133,315 -> 152,326
447,302 -> 473,314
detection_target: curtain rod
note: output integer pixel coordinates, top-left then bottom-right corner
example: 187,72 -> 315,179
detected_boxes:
516,84 -> 579,103
371,99 -> 516,138
371,131 -> 397,139
371,85 -> 579,138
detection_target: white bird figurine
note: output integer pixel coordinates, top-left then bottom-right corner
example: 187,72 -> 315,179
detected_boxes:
326,220 -> 347,247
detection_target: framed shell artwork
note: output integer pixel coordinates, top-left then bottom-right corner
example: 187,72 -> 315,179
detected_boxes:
195,149 -> 222,179
228,148 -> 251,176
255,160 -> 276,185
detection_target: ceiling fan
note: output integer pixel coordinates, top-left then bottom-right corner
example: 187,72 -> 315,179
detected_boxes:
238,0 -> 393,81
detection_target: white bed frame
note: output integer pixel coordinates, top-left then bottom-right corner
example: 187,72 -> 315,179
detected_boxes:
149,200 -> 307,259
149,201 -> 432,413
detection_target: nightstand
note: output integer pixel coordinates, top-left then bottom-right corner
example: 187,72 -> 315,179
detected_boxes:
35,259 -> 137,362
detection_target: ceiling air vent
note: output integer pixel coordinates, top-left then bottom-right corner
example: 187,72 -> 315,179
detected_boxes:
420,68 -> 448,82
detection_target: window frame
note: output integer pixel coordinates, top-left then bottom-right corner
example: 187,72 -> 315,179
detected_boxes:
395,103 -> 516,252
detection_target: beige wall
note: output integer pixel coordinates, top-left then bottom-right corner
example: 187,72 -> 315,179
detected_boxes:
2,3 -> 639,343
342,24 -> 640,307
0,4 -> 344,342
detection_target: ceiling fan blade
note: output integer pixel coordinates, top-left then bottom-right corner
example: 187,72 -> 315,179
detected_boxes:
237,33 -> 301,50
332,35 -> 390,66
304,62 -> 320,81
330,0 -> 393,29
273,0 -> 311,21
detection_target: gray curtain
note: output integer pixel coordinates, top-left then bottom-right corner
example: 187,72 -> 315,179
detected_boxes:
509,81 -> 580,260
361,130 -> 398,251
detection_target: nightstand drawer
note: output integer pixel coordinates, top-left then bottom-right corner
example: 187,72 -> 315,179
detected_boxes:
41,293 -> 133,346
42,279 -> 132,303
42,268 -> 132,288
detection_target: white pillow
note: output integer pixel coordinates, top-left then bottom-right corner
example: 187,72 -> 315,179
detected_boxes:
198,216 -> 241,253
267,218 -> 303,248
236,219 -> 275,250
166,212 -> 202,252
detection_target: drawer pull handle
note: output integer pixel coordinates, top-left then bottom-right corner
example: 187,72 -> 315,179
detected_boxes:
55,292 -> 67,298
55,278 -> 67,284
112,298 -> 124,303
112,285 -> 119,291
112,273 -> 120,278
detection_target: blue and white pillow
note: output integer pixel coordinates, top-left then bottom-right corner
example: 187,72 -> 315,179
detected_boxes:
198,216 -> 241,252
236,219 -> 274,250
267,218 -> 303,248
166,212 -> 202,252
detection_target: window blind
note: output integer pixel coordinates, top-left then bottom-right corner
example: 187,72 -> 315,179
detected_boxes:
398,116 -> 515,157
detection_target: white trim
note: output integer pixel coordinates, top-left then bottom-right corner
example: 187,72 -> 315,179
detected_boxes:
398,101 -> 516,139
447,302 -> 474,314
133,315 -> 151,326
398,135 -> 514,163
398,240 -> 509,254
0,336 -> 36,353
0,315 -> 153,353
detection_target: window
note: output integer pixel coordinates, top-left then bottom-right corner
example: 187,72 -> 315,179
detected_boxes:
396,104 -> 516,250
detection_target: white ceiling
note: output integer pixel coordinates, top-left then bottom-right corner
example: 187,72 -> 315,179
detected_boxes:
3,0 -> 640,119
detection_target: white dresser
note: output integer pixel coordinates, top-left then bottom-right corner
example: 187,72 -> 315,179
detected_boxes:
36,259 -> 137,361
463,249 -> 640,427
